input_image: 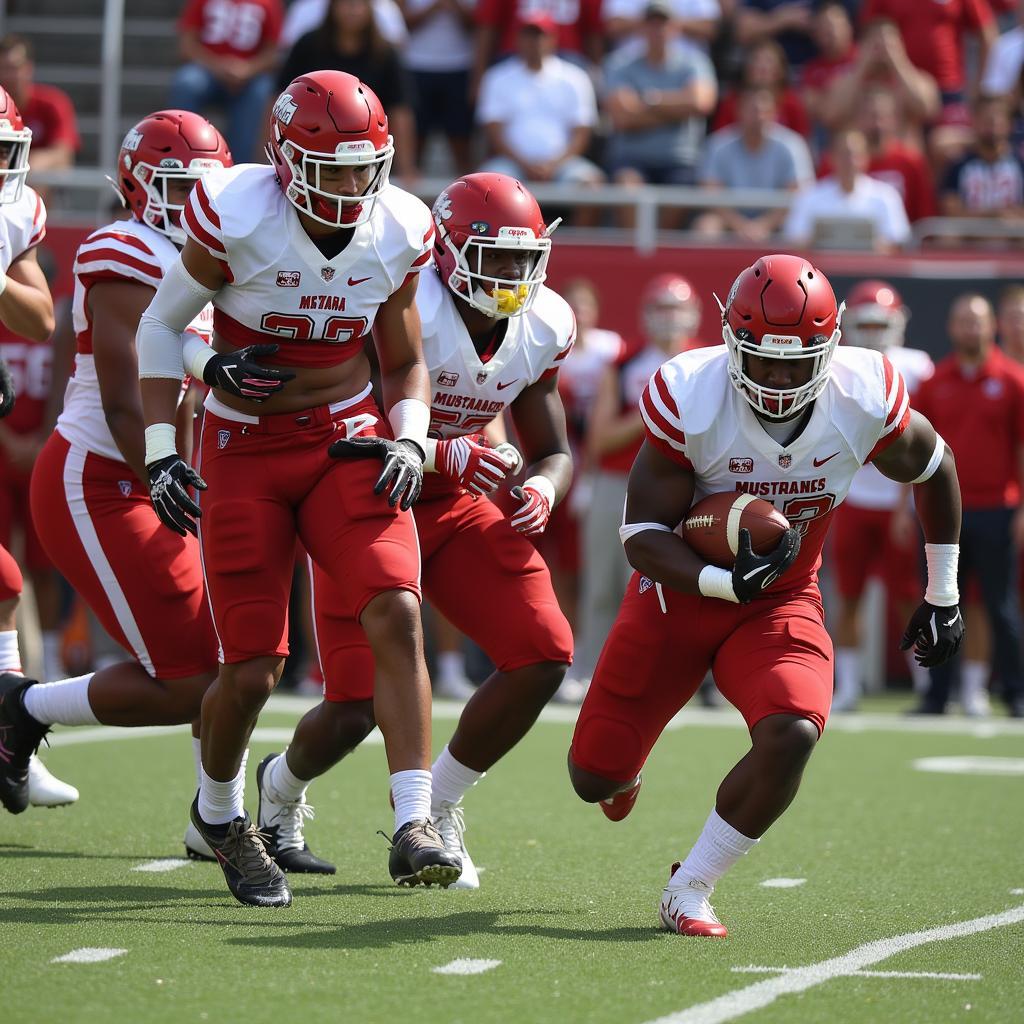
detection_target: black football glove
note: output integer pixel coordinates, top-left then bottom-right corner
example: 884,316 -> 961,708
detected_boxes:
328,435 -> 424,511
900,602 -> 964,667
0,358 -> 15,418
202,344 -> 295,402
147,454 -> 207,537
731,527 -> 801,604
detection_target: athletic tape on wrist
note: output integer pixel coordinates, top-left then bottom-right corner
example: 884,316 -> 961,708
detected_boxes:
144,423 -> 178,466
522,475 -> 556,508
422,436 -> 439,472
182,333 -> 215,380
911,433 -> 947,484
389,398 -> 430,453
924,542 -> 959,606
698,564 -> 739,604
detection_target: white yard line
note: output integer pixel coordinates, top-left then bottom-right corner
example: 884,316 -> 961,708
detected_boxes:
759,878 -> 806,888
643,904 -> 1024,1024
912,756 -> 1024,776
131,858 -> 191,873
432,958 -> 502,976
731,966 -> 981,981
51,948 -> 127,964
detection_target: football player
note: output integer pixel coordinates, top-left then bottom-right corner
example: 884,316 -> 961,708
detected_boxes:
0,84 -> 80,813
250,172 -> 575,889
137,71 -> 457,908
568,254 -> 963,936
0,112 -> 230,826
831,280 -> 935,711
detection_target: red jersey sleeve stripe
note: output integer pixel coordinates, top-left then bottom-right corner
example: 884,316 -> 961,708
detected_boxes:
652,366 -> 682,422
75,248 -> 163,282
422,224 -> 435,245
646,430 -> 694,469
183,201 -> 228,258
883,373 -> 908,431
410,249 -> 432,268
640,383 -> 687,452
85,230 -> 157,256
193,179 -> 221,228
866,404 -> 911,462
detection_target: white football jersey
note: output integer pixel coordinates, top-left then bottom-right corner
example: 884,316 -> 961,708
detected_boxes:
0,185 -> 45,273
558,327 -> 623,417
57,218 -> 213,463
420,266 -> 575,441
845,345 -> 934,510
639,345 -> 910,593
182,164 -> 434,368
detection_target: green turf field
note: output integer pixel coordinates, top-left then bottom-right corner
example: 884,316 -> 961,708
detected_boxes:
2,694 -> 1023,1024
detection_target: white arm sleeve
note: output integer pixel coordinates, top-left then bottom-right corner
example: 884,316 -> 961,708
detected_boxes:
137,259 -> 218,380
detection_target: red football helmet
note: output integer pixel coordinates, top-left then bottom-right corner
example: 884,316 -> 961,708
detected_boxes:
843,279 -> 907,351
116,110 -> 231,244
721,253 -> 843,419
641,273 -> 701,346
432,173 -> 556,317
0,86 -> 31,205
268,71 -> 393,229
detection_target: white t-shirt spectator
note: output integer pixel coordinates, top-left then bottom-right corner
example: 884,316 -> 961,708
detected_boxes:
281,0 -> 408,48
981,26 -> 1024,96
477,56 -> 598,163
605,0 -> 721,50
403,0 -> 474,72
783,174 -> 911,246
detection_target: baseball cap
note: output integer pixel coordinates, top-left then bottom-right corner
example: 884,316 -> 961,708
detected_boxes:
518,10 -> 558,33
643,0 -> 674,18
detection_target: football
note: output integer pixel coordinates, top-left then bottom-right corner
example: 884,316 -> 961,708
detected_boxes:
682,491 -> 790,569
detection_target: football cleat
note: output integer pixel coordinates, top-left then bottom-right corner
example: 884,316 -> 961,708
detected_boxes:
189,795 -> 292,908
433,674 -> 477,701
0,674 -> 50,814
28,755 -> 79,808
256,753 -> 336,874
385,818 -> 462,887
600,774 -> 642,822
432,800 -> 479,889
659,863 -> 728,938
184,820 -> 216,861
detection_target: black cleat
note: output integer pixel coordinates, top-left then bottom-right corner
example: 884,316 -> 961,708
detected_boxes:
0,674 -> 49,815
256,753 -> 336,875
189,795 -> 293,907
385,818 -> 462,887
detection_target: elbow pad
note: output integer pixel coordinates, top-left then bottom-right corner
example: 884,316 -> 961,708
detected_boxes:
137,259 -> 218,381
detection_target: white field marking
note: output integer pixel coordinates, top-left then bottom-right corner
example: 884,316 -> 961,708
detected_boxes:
432,959 -> 502,976
131,858 -> 191,873
912,756 -> 1024,776
731,966 -> 981,981
47,723 -> 383,749
1011,889 -> 1024,896
642,903 -> 1024,1024
759,878 -> 806,888
51,948 -> 128,964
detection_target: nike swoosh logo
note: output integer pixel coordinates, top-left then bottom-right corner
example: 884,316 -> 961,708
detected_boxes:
742,564 -> 771,582
943,611 -> 962,628
348,276 -> 371,286
496,380 -> 519,391
813,452 -> 839,467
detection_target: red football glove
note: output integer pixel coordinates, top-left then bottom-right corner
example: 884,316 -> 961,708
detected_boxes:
510,481 -> 552,536
435,434 -> 516,496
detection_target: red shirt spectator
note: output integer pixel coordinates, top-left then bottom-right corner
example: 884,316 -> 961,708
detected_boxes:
801,48 -> 856,94
712,86 -> 810,137
476,0 -> 603,57
914,345 -> 1024,509
818,143 -> 936,221
861,0 -> 995,96
178,0 -> 284,59
20,83 -> 79,154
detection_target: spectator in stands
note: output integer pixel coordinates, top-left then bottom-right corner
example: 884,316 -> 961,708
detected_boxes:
0,35 -> 78,174
282,0 -> 409,49
477,14 -> 603,188
170,0 -> 282,163
912,293 -> 1024,718
982,0 -> 1024,99
820,18 -> 940,134
603,0 -> 718,199
941,94 -> 1024,219
799,0 -> 857,137
734,0 -> 817,71
472,0 -> 604,100
694,84 -> 813,241
817,86 -> 938,222
605,0 -> 722,53
279,0 -> 418,180
861,0 -> 997,126
711,39 -> 810,138
783,127 -> 911,250
998,282 -> 1024,363
398,0 -> 476,174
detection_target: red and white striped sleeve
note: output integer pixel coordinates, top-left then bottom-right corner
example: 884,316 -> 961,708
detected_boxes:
640,364 -> 693,469
402,224 -> 436,288
540,307 -> 576,382
182,177 -> 230,268
73,227 -> 163,290
866,353 -> 911,463
27,191 -> 46,248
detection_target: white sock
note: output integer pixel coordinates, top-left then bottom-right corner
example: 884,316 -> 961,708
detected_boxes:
0,629 -> 22,674
391,768 -> 432,831
197,748 -> 249,825
431,744 -> 483,811
22,674 -> 98,726
41,630 -> 62,681
833,648 -> 860,704
192,736 -> 203,788
961,660 -> 989,702
906,653 -> 929,694
671,808 -> 759,889
437,651 -> 466,683
266,748 -> 310,803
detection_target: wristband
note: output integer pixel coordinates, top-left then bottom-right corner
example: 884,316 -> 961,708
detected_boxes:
144,423 -> 178,466
182,333 -> 215,379
910,433 -> 946,484
698,564 -> 739,604
924,543 -> 959,606
422,436 -> 439,472
493,441 -> 523,475
522,474 -> 555,508
618,521 -> 673,547
389,398 -> 430,455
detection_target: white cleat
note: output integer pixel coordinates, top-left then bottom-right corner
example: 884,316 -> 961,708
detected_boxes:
434,674 -> 477,701
659,864 -> 728,937
27,755 -> 79,808
184,820 -> 216,861
961,691 -> 991,717
432,800 -> 479,889
553,675 -> 589,705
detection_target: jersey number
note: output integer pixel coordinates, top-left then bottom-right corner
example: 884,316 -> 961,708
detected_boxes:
428,408 -> 499,437
260,313 -> 369,344
780,493 -> 836,536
